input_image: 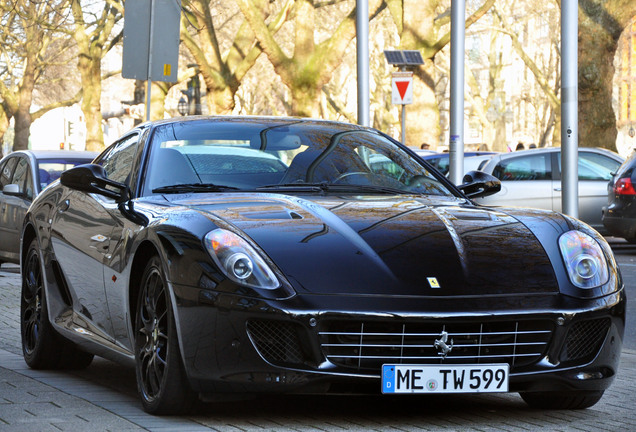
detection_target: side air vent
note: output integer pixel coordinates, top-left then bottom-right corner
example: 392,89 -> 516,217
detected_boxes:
51,261 -> 73,307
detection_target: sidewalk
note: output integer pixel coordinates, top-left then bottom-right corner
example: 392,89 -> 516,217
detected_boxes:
1,263 -> 636,431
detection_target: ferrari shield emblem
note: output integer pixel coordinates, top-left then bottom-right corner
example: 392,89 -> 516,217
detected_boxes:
427,277 -> 440,288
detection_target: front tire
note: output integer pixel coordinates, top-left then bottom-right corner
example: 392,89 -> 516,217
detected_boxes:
520,390 -> 604,409
21,239 -> 93,369
134,256 -> 197,415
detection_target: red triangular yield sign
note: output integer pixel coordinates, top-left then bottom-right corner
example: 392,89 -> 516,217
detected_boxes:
395,80 -> 410,100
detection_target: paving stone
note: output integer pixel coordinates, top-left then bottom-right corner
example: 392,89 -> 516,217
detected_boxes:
2,261 -> 636,431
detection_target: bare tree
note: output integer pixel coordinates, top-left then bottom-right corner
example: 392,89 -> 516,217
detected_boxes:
236,0 -> 387,117
0,0 -> 81,151
67,0 -> 123,151
385,0 -> 496,147
181,0 -> 293,115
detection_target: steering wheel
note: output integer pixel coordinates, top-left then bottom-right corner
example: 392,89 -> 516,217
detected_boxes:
333,172 -> 373,184
407,175 -> 439,191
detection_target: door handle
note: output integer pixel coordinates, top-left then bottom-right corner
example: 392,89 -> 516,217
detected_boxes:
58,199 -> 70,213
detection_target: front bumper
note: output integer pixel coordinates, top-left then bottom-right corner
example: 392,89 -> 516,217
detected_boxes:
602,214 -> 636,240
172,286 -> 625,398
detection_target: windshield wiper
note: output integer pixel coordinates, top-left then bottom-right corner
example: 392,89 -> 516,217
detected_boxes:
256,183 -> 327,191
256,183 -> 408,195
152,183 -> 241,194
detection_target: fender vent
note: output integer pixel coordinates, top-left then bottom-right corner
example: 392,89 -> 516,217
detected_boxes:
51,261 -> 72,307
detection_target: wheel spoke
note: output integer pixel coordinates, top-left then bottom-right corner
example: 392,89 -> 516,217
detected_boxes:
22,248 -> 44,356
136,264 -> 173,402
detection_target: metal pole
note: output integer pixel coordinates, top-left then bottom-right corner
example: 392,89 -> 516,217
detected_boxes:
449,0 -> 465,185
145,0 -> 155,122
561,0 -> 578,217
401,105 -> 406,144
356,0 -> 370,127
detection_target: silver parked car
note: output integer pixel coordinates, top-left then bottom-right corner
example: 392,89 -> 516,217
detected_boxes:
0,150 -> 97,266
474,147 -> 623,233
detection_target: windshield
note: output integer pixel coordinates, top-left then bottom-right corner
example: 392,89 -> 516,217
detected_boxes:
143,119 -> 453,197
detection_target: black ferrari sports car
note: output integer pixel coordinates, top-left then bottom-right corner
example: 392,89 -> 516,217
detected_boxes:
20,116 -> 624,414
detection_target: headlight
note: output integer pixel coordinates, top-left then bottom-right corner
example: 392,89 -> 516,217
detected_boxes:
204,229 -> 279,289
558,230 -> 609,289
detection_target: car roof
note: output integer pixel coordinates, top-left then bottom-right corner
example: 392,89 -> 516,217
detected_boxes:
24,150 -> 98,159
494,146 -> 622,160
2,150 -> 98,161
420,151 -> 497,160
479,146 -> 624,173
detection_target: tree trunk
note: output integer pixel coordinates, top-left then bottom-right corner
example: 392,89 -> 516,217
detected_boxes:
79,55 -> 104,152
150,81 -> 172,120
578,0 -> 636,151
0,111 -> 9,155
12,104 -> 32,151
12,62 -> 36,151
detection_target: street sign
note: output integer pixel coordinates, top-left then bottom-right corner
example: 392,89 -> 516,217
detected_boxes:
122,0 -> 180,82
391,72 -> 413,105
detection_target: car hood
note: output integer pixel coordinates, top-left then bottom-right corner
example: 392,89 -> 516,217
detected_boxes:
173,193 -> 561,297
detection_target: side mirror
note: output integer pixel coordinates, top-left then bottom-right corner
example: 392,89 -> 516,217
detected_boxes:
2,184 -> 20,196
458,170 -> 501,199
60,164 -> 129,202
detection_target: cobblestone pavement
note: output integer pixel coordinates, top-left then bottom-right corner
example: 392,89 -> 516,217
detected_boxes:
1,262 -> 635,431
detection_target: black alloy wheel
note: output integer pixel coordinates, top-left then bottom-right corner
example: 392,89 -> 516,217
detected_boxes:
21,240 -> 47,364
21,239 -> 93,369
134,256 -> 196,414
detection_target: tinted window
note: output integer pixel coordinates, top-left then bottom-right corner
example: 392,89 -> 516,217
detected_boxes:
555,152 -> 622,181
0,157 -> 18,189
25,169 -> 34,199
577,153 -> 620,181
144,120 -> 451,196
99,135 -> 139,184
492,154 -> 551,181
11,158 -> 30,195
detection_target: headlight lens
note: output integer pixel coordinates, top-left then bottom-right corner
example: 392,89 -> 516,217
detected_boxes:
204,229 -> 279,289
558,230 -> 609,289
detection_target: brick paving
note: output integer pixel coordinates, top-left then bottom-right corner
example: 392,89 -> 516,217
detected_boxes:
1,262 -> 635,431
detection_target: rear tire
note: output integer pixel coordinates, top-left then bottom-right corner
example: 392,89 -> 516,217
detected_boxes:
134,256 -> 197,415
21,239 -> 93,370
520,390 -> 604,409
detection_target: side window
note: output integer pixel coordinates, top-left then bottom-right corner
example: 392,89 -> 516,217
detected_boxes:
492,154 -> 551,181
25,170 -> 34,199
577,153 -> 621,181
1,157 -> 18,190
98,135 -> 139,185
11,158 -> 29,194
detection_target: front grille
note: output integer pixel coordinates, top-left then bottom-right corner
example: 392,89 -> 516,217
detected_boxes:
319,320 -> 554,372
246,320 -> 306,365
562,318 -> 611,362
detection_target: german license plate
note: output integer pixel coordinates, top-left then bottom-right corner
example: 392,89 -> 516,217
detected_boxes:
382,364 -> 509,394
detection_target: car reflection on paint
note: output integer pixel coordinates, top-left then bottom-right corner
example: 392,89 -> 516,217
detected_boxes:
20,117 -> 624,415
0,150 -> 97,266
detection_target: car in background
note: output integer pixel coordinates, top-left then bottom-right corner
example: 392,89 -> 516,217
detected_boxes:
419,151 -> 498,176
0,150 -> 97,266
602,150 -> 636,241
474,147 -> 623,233
20,116 -> 624,414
